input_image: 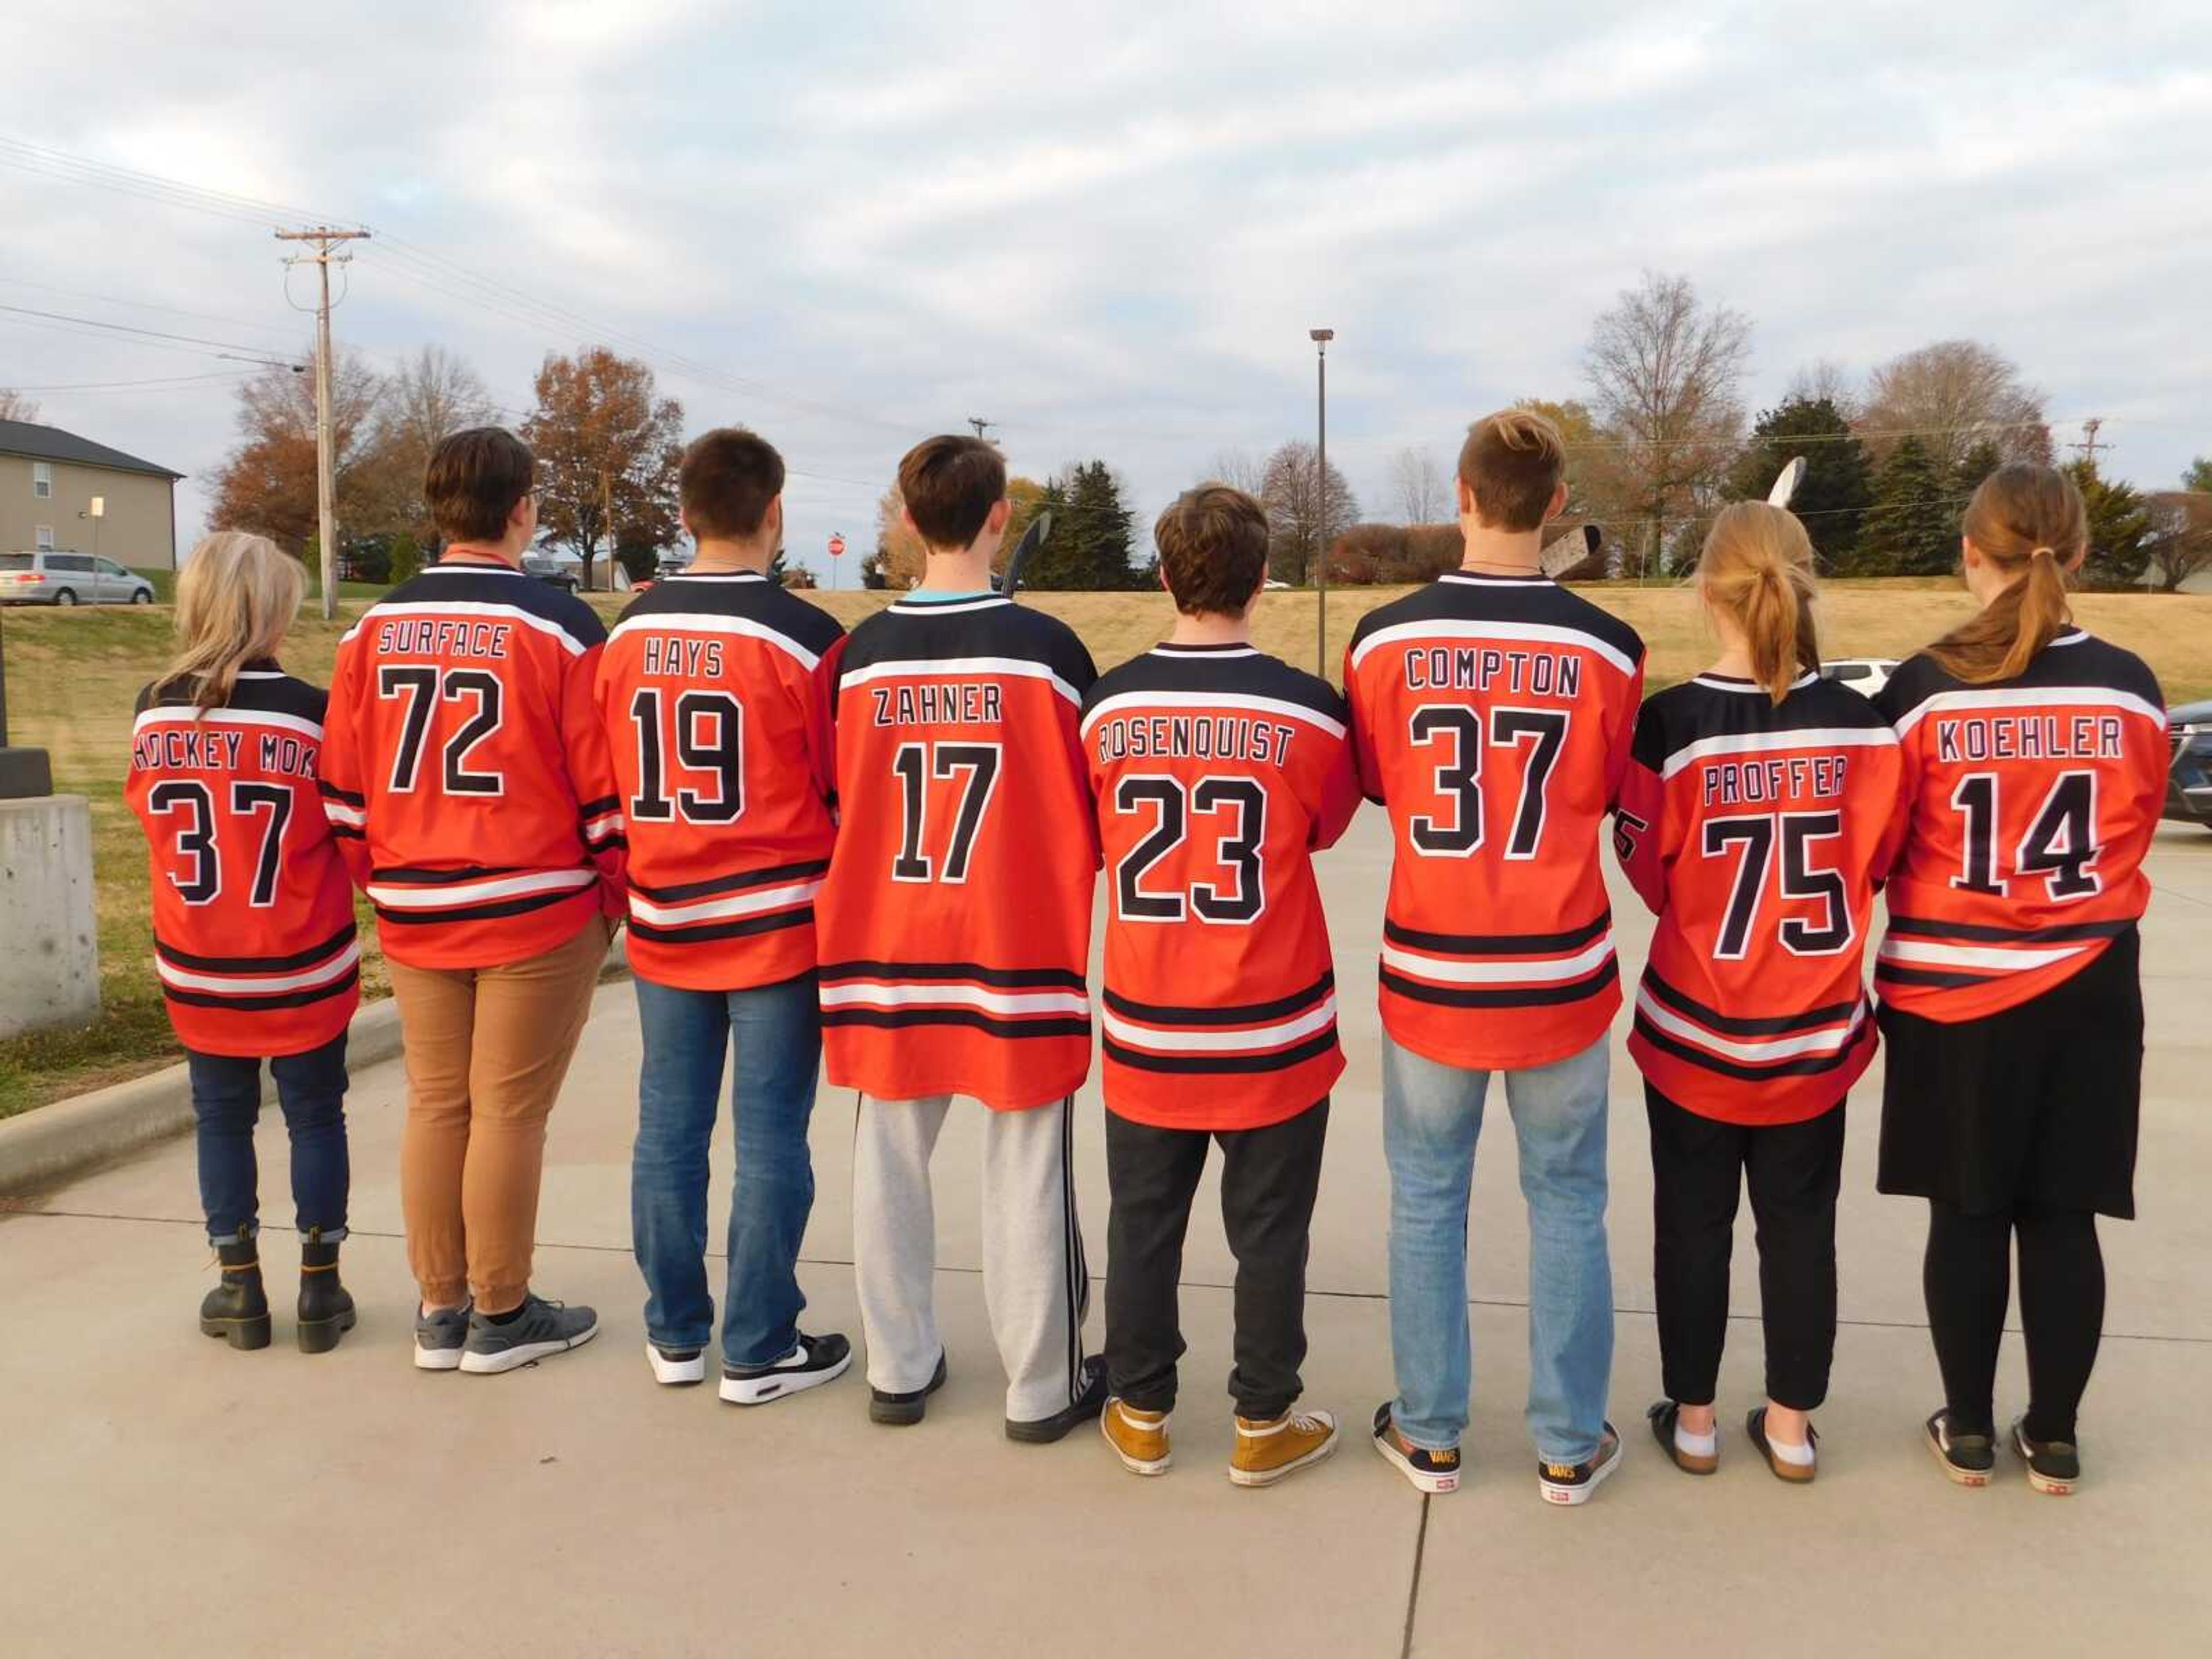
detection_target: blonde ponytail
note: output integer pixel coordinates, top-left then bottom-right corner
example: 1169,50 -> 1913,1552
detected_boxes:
1698,502 -> 1821,704
1926,465 -> 2082,684
159,532 -> 305,717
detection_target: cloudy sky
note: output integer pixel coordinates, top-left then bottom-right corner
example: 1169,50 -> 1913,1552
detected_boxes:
2,1 -> 2207,577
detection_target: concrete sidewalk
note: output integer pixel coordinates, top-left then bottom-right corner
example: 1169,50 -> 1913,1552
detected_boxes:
4,819 -> 2210,1658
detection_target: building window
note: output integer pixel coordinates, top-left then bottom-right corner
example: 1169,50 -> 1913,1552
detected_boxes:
33,461 -> 52,499
36,525 -> 55,550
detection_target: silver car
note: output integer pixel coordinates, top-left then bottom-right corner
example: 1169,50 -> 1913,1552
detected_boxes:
0,550 -> 156,606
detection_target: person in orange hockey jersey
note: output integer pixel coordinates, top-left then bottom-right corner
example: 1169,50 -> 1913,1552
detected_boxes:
1873,464 -> 2168,1496
596,428 -> 851,1403
1613,503 -> 1908,1483
127,532 -> 359,1354
816,435 -> 1106,1440
1085,486 -> 1360,1487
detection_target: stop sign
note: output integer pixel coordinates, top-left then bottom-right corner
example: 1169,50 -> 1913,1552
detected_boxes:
828,534 -> 846,559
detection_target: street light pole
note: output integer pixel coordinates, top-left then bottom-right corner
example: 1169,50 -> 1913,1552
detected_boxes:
1309,328 -> 1334,676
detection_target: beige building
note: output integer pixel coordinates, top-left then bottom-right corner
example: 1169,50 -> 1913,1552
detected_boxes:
0,419 -> 182,571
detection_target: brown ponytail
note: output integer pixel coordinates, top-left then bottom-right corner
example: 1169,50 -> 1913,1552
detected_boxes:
1698,502 -> 1821,704
1925,463 -> 2082,684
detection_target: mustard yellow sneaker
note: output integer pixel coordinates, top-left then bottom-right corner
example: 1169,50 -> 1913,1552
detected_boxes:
1101,1397 -> 1172,1476
1230,1407 -> 1338,1488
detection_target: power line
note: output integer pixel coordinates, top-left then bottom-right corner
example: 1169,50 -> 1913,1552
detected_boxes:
0,301 -> 300,366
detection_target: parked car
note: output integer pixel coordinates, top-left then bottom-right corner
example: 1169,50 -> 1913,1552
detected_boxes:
521,553 -> 579,593
1821,657 -> 1900,697
0,550 -> 156,606
2166,700 -> 2212,830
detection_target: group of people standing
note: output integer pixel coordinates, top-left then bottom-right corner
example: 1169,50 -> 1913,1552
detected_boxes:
128,407 -> 2166,1503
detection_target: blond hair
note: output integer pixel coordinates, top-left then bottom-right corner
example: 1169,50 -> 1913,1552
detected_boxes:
1698,502 -> 1821,705
1925,463 -> 2083,684
160,532 -> 305,716
1457,409 -> 1566,532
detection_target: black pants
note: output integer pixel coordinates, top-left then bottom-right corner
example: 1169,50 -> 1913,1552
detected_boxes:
1924,1200 -> 2104,1443
1647,1086 -> 1844,1412
1104,1100 -> 1329,1421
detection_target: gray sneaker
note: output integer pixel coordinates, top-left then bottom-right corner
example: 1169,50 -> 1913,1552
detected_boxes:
414,1303 -> 471,1372
459,1294 -> 599,1374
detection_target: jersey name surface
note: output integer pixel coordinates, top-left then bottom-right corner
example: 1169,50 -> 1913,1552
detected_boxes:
376,619 -> 512,658
1934,713 -> 2124,764
1700,754 -> 1850,808
870,683 -> 1003,726
639,635 -> 724,677
1403,646 -> 1582,698
1091,713 -> 1298,769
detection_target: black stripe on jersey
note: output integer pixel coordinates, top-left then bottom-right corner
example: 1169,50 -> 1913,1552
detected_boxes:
577,795 -> 620,820
1876,626 -> 2164,727
819,959 -> 1089,992
1103,1029 -> 1339,1075
628,858 -> 832,905
1346,569 -> 1645,669
373,890 -> 585,927
820,1007 -> 1092,1040
613,570 -> 844,659
375,563 -> 607,651
1885,914 -> 2135,946
1081,646 -> 1346,728
371,862 -> 528,884
138,665 -> 330,725
1642,969 -> 1861,1037
330,824 -> 363,841
163,966 -> 361,1014
1632,1012 -> 1872,1083
836,597 -> 1097,699
1384,912 -> 1611,956
1103,971 -> 1334,1028
156,922 -> 358,975
626,908 -> 814,946
1874,964 -> 1996,991
1380,959 -> 1620,1010
316,780 -> 365,806
1631,670 -> 1892,773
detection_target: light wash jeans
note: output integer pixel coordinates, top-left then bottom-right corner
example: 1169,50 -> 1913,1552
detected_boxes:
1382,1029 -> 1613,1463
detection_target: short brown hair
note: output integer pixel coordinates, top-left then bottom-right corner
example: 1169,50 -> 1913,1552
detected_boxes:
426,427 -> 535,546
1156,485 -> 1270,617
897,435 -> 1006,550
681,427 -> 785,541
1456,410 -> 1566,532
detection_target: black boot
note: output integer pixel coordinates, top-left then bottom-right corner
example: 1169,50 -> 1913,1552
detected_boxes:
200,1226 -> 271,1350
296,1228 -> 357,1354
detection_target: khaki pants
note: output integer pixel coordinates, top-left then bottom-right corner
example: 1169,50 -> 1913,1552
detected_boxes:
387,918 -> 610,1312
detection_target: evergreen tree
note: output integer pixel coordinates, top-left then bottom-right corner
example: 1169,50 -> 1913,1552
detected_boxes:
1724,396 -> 1872,570
1020,463 -> 1142,589
2066,459 -> 2152,590
1953,438 -> 2003,499
1859,435 -> 1955,576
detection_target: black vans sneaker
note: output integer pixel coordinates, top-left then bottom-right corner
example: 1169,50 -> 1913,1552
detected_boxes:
870,1351 -> 949,1426
2010,1418 -> 2081,1497
1925,1410 -> 1995,1487
1372,1403 -> 1461,1494
1006,1356 -> 1109,1444
722,1332 -> 853,1406
459,1294 -> 599,1374
1537,1422 -> 1622,1506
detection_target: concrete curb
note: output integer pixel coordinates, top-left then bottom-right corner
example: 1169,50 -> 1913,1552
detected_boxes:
0,931 -> 630,1199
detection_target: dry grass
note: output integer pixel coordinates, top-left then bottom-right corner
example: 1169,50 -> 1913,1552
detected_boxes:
2,579 -> 2205,1113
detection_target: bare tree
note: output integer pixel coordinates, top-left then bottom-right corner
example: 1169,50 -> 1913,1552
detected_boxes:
1861,340 -> 2049,472
2145,490 -> 2212,592
0,389 -> 40,422
1260,440 -> 1359,585
873,484 -> 927,588
1391,446 -> 1447,524
207,351 -> 387,555
1582,271 -> 1752,577
1783,359 -> 1862,423
355,346 -> 500,540
1205,449 -> 1268,496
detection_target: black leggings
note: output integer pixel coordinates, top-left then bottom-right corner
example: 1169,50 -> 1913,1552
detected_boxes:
1923,1200 -> 2104,1443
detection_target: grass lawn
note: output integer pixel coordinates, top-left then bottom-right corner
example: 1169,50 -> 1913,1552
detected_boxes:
3,581 -> 2206,1116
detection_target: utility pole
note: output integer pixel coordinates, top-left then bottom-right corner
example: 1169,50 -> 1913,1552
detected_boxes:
276,226 -> 370,619
1309,329 -> 1334,676
966,416 -> 995,441
2073,417 -> 2105,468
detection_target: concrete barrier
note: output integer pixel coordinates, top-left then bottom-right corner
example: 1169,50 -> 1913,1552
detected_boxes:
0,794 -> 101,1039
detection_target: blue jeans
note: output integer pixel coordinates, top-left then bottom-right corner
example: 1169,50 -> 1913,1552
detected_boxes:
1382,1030 -> 1613,1463
186,1033 -> 350,1245
631,970 -> 823,1367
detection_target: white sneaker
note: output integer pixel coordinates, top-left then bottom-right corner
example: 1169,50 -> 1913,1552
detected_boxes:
719,1332 -> 853,1406
646,1342 -> 707,1387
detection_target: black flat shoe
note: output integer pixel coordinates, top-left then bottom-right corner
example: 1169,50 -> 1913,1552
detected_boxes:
1005,1356 -> 1108,1444
1647,1400 -> 1717,1475
1747,1407 -> 1818,1484
869,1351 -> 948,1426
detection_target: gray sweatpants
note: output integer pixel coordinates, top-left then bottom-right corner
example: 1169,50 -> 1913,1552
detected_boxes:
853,1093 -> 1091,1424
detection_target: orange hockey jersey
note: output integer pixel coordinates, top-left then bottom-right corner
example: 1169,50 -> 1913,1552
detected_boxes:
126,666 -> 361,1057
1614,672 -> 1909,1124
596,571 -> 842,992
815,592 -> 1099,1111
1345,571 -> 1645,1070
319,560 -> 625,970
1083,643 -> 1361,1131
1873,628 -> 2166,1021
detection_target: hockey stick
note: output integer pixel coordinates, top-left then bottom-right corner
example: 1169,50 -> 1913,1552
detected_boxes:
998,510 -> 1053,602
1767,456 -> 1808,509
1539,522 -> 1602,579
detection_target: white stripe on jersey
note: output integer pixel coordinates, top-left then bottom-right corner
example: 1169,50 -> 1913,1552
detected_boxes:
628,878 -> 823,928
1380,934 -> 1616,986
1690,672 -> 1819,693
608,610 -> 824,671
1102,995 -> 1338,1055
840,655 -> 1081,707
367,868 -> 596,908
1634,986 -> 1865,1065
819,980 -> 1090,1018
131,706 -> 324,742
581,805 -> 627,840
1890,685 -> 2166,738
341,600 -> 591,657
1659,725 -> 1899,780
887,596 -> 1010,618
320,800 -> 366,828
157,941 -> 361,996
1348,617 -> 1639,679
1876,937 -> 2090,972
1079,690 -> 1346,741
